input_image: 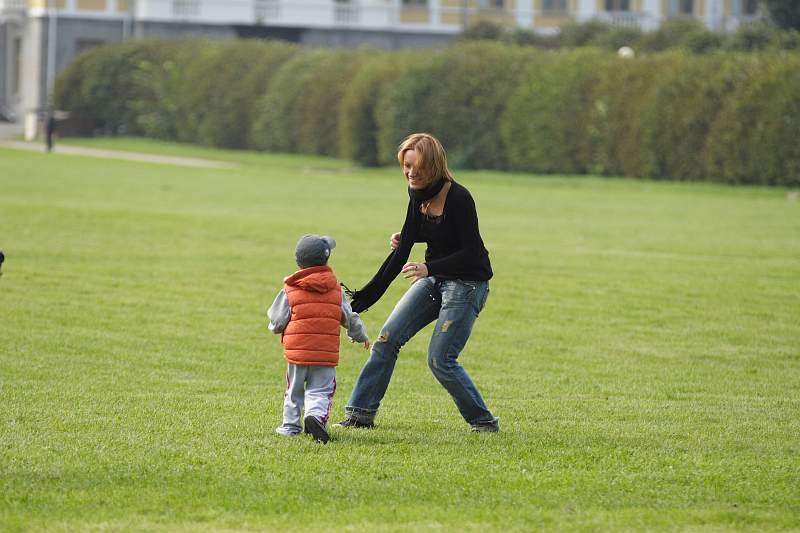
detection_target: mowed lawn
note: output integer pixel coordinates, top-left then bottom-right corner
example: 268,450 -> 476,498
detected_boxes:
1,139 -> 798,532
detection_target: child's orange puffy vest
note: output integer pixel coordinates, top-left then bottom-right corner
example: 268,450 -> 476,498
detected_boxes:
282,265 -> 342,366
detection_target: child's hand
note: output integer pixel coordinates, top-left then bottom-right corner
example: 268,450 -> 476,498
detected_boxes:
351,338 -> 370,350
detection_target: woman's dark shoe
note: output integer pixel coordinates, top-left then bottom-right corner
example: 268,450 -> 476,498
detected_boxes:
303,416 -> 330,444
331,417 -> 374,429
470,417 -> 500,433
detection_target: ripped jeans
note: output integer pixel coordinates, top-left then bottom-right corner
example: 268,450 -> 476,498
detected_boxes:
345,277 -> 495,426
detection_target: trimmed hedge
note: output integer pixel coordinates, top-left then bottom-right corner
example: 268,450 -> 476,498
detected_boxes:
501,49 -> 610,174
376,42 -> 531,169
466,18 -> 800,54
706,54 -> 800,185
55,39 -> 800,186
251,48 -> 367,156
338,51 -> 413,166
638,53 -> 760,181
54,40 -> 183,136
56,39 -> 298,146
591,53 -> 678,177
182,40 -> 298,148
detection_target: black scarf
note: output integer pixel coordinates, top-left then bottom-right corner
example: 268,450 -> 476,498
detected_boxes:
408,177 -> 446,204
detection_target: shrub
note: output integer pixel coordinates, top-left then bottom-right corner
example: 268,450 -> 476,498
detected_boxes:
501,49 -> 611,174
129,40 -> 199,141
591,53 -> 680,177
638,19 -> 710,52
251,48 -> 367,156
376,42 -> 531,169
339,52 -> 414,166
54,40 -> 176,135
251,50 -> 333,153
637,53 -> 757,181
459,20 -> 505,41
589,25 -> 645,51
295,50 -> 369,157
682,30 -> 724,53
727,22 -> 779,51
505,27 -> 552,48
706,54 -> 800,186
55,39 -> 800,186
180,40 -> 298,149
373,52 -> 442,166
559,20 -> 614,48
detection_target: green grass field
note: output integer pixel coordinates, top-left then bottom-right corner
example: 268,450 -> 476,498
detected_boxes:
1,139 -> 799,531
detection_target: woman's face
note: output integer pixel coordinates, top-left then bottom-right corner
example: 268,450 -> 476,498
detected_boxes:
403,149 -> 431,190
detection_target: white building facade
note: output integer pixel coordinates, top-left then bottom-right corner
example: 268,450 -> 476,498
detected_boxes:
0,0 -> 762,128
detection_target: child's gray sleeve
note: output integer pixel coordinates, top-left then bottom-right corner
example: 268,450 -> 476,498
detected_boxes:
267,289 -> 291,334
340,288 -> 368,343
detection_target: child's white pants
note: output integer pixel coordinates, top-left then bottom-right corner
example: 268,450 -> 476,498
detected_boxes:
276,363 -> 336,436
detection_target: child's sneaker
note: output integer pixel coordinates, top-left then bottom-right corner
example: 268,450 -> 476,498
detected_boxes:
470,417 -> 499,433
304,416 -> 330,444
275,424 -> 302,437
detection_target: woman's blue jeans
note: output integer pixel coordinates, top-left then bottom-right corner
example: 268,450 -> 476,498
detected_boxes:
345,277 -> 495,426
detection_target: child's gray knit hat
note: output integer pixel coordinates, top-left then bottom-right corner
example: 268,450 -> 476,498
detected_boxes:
295,234 -> 336,268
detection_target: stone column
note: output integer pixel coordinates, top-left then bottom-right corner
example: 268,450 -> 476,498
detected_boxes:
516,0 -> 533,28
21,14 -> 46,139
430,0 -> 441,27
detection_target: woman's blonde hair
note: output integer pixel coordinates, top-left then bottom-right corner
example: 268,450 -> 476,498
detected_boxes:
397,133 -> 454,184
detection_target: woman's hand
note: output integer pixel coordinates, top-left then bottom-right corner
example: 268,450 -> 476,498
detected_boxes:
401,262 -> 428,283
389,232 -> 401,250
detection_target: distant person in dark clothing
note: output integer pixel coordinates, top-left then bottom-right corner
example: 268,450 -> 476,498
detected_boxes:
334,133 -> 499,433
45,114 -> 56,152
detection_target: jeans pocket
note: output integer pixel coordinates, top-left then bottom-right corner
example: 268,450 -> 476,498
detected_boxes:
476,285 -> 489,314
455,279 -> 478,291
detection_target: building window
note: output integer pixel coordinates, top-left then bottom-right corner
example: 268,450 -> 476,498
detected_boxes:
605,0 -> 630,11
543,0 -> 568,13
480,0 -> 505,8
743,0 -> 759,15
679,0 -> 693,15
173,0 -> 200,17
334,0 -> 358,23
254,0 -> 279,21
402,0 -> 427,5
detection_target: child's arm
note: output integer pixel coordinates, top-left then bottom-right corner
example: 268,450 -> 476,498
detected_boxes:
340,288 -> 369,349
267,289 -> 291,334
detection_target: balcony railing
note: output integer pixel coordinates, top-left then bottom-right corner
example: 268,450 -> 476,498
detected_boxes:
172,0 -> 201,18
254,0 -> 279,22
0,0 -> 765,34
334,3 -> 359,25
597,10 -> 651,28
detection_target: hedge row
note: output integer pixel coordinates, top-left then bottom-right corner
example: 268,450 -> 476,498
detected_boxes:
55,40 -> 800,186
462,18 -> 800,54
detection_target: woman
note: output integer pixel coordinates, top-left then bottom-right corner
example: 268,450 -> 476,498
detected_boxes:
336,133 -> 498,432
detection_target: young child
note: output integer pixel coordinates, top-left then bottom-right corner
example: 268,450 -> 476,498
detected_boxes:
267,234 -> 369,443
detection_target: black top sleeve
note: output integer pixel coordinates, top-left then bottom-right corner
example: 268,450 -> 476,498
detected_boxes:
349,200 -> 416,313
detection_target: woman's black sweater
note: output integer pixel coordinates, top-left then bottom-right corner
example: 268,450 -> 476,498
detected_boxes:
350,181 -> 492,313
